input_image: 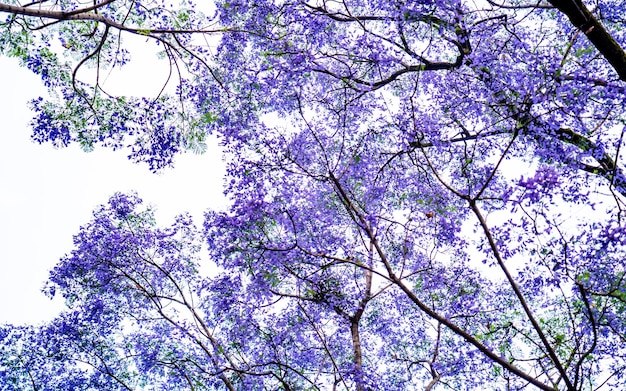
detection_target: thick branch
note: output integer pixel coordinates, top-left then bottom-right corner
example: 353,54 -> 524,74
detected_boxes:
349,320 -> 365,391
0,2 -> 222,35
549,0 -> 626,80
348,241 -> 373,391
313,56 -> 465,92
554,126 -> 626,195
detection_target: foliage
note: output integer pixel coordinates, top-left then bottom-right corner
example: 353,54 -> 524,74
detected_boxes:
3,0 -> 626,390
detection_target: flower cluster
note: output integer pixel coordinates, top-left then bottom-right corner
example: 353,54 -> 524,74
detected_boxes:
518,165 -> 560,203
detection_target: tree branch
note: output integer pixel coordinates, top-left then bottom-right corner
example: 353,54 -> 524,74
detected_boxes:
469,201 -> 575,391
0,2 -> 223,35
328,171 -> 556,391
549,0 -> 626,80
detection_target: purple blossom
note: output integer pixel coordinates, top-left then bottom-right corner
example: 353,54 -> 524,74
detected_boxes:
3,0 -> 626,389
518,165 -> 560,202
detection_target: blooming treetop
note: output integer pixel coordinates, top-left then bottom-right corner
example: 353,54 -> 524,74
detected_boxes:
2,0 -> 626,390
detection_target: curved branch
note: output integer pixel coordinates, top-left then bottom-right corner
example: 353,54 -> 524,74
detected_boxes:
71,24 -> 110,119
0,2 -> 223,35
313,57 -> 466,92
64,0 -> 116,16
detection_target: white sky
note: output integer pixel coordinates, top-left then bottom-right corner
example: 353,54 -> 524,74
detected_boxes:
0,50 -> 227,325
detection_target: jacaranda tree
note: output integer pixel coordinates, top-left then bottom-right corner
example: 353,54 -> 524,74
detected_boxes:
2,0 -> 626,389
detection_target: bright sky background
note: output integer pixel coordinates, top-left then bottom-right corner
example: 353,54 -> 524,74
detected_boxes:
0,47 -> 227,325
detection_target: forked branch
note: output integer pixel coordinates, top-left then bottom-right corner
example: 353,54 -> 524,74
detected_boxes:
328,171 -> 556,391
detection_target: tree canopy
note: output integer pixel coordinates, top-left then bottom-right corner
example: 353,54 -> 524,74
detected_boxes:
2,0 -> 626,390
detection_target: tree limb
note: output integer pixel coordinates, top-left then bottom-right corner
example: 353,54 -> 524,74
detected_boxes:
549,0 -> 626,80
328,171 -> 557,391
0,2 -> 222,35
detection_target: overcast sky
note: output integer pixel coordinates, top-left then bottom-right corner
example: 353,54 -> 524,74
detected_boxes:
0,51 -> 226,325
